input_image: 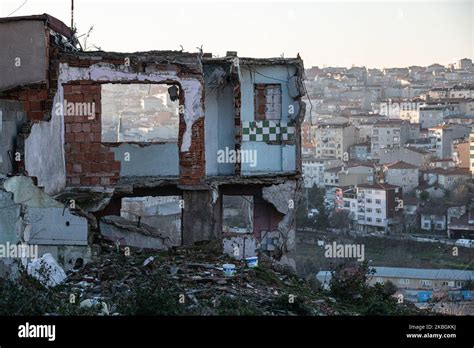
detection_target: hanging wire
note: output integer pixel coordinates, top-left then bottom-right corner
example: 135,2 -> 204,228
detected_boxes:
7,0 -> 27,16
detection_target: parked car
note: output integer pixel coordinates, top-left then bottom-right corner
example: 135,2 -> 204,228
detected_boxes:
455,239 -> 474,248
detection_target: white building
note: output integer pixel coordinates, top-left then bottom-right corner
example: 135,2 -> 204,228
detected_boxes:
302,157 -> 342,188
428,124 -> 470,159
341,183 -> 403,234
314,123 -> 359,160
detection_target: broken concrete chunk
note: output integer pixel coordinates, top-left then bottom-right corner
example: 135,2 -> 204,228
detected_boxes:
100,215 -> 168,250
4,176 -> 63,208
262,181 -> 297,215
27,253 -> 67,287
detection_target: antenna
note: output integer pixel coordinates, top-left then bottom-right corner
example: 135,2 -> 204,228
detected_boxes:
71,0 -> 74,30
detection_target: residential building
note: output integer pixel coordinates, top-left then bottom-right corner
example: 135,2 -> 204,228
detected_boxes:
448,204 -> 474,239
0,14 -> 307,268
313,122 -> 359,160
341,183 -> 403,234
383,161 -> 419,193
302,157 -> 342,188
469,130 -> 474,178
317,267 -> 474,291
367,267 -> 474,291
402,196 -> 418,233
337,163 -> 375,187
370,120 -> 409,158
453,140 -> 470,168
348,142 -> 371,161
418,104 -> 457,128
428,124 -> 470,159
379,146 -> 432,168
457,58 -> 472,70
422,168 -> 471,190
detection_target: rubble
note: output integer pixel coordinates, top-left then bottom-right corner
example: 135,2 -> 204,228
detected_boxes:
23,241 -> 414,316
27,253 -> 67,287
99,216 -> 169,250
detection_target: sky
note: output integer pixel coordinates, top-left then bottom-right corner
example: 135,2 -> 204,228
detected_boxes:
1,0 -> 473,69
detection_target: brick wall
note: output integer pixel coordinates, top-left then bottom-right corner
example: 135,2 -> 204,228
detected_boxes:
178,115 -> 205,186
63,82 -> 121,186
16,88 -> 49,121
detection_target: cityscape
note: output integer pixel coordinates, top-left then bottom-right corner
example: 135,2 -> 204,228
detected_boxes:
0,0 -> 472,346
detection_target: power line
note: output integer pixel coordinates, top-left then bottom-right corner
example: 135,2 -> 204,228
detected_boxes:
7,0 -> 27,17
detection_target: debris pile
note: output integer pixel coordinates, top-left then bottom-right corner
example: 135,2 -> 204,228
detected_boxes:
54,242 -> 345,316
0,241 -> 422,316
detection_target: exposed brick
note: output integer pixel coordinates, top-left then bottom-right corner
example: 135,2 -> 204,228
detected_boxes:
91,123 -> 101,133
73,164 -> 82,173
91,164 -> 101,173
111,162 -> 121,171
82,123 -> 91,132
75,133 -> 85,142
81,177 -> 91,186
72,123 -> 82,133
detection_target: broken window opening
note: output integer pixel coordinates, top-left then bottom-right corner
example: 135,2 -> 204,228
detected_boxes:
222,195 -> 254,233
120,195 -> 182,246
101,83 -> 180,143
254,84 -> 282,121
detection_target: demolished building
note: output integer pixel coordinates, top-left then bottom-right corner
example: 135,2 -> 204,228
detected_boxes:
0,14 -> 306,276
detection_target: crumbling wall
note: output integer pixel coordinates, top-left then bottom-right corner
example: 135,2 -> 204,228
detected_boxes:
0,20 -> 48,91
261,181 -> 299,270
56,60 -> 205,187
24,84 -> 66,194
62,82 -> 121,186
0,100 -> 26,175
240,65 -> 300,175
1,176 -> 90,274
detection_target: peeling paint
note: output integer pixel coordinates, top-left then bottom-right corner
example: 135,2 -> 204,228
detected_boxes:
58,63 -> 204,152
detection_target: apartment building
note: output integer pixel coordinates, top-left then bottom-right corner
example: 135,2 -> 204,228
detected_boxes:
383,161 -> 419,193
302,157 -> 342,188
428,124 -> 470,159
379,146 -> 432,168
314,122 -> 359,160
370,120 -> 409,158
418,104 -> 456,128
341,183 -> 403,234
422,168 -> 471,190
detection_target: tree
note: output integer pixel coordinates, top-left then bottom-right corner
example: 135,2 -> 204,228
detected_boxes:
449,183 -> 470,205
419,190 -> 430,202
329,210 -> 351,230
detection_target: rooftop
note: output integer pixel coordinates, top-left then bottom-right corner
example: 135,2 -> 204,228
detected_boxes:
384,161 -> 418,170
357,183 -> 400,190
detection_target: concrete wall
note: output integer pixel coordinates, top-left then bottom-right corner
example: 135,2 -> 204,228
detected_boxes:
0,20 -> 47,90
204,81 -> 235,176
25,85 -> 66,194
112,143 -> 179,176
240,65 -> 298,175
0,190 -> 21,245
0,100 -> 26,175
